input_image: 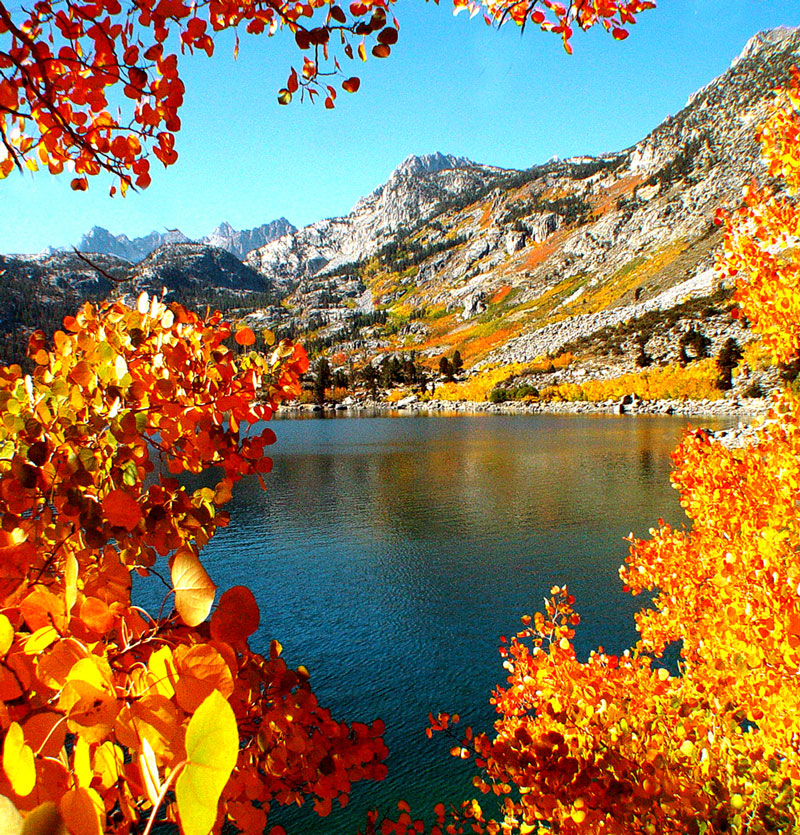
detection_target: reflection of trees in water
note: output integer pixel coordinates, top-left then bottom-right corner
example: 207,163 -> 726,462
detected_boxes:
211,416 -> 712,572
367,418 -> 683,545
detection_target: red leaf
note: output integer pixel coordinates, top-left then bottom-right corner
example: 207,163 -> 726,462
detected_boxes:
103,489 -> 142,531
211,586 -> 260,645
235,326 -> 255,346
342,77 -> 360,93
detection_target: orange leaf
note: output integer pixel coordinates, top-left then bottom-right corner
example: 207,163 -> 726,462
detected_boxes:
342,77 -> 360,93
79,597 -> 114,633
235,326 -> 255,346
171,549 -> 216,627
173,644 -> 234,713
59,788 -> 102,835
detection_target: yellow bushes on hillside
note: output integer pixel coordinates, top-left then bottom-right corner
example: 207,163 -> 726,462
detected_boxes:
435,363 -> 529,401
542,359 -> 723,402
434,354 -> 573,402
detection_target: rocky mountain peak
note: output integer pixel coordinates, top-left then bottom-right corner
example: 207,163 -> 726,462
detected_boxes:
72,218 -> 296,263
246,153 -> 512,284
201,218 -> 296,259
731,25 -> 799,68
390,152 -> 477,179
212,221 -> 236,237
77,226 -> 190,263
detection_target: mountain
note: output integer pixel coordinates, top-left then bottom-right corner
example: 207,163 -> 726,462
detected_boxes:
77,226 -> 191,262
75,218 -> 296,263
0,244 -> 277,365
131,243 -> 271,295
244,153 -> 509,288
0,251 -> 126,364
237,25 -> 798,397
2,27 -> 798,400
201,219 -> 296,259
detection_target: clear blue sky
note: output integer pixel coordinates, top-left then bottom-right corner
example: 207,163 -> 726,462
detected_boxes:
1,0 -> 799,254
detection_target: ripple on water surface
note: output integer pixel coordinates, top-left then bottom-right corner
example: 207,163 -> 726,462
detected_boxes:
151,412 -> 736,834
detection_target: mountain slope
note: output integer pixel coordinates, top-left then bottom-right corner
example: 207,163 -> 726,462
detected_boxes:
0,244 -> 278,363
240,25 -> 798,396
244,153 -> 511,288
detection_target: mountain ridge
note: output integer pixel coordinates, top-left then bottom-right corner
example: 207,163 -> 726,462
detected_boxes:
1,27 -> 797,401
71,217 -> 297,263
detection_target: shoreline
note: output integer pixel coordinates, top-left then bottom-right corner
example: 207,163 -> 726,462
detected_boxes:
277,395 -> 771,420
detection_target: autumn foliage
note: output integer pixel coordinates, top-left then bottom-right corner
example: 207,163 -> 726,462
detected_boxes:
0,295 -> 390,833
7,1 -> 800,833
0,0 -> 654,191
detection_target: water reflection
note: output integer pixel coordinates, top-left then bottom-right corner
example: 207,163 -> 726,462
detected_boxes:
178,413 -> 731,834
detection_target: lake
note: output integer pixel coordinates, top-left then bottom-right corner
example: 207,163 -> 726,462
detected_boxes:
169,412 -> 733,833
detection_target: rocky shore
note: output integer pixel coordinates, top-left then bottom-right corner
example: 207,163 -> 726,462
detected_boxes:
277,394 -> 770,419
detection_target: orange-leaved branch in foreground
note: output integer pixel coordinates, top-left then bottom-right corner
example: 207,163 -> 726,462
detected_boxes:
0,0 -> 654,191
0,295 -> 388,834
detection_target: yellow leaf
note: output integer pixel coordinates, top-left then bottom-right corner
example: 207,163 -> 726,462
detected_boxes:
114,354 -> 128,382
175,690 -> 238,835
0,795 -> 22,834
73,736 -> 92,789
146,646 -> 177,699
93,742 -> 123,790
25,157 -> 38,172
171,549 -> 216,627
139,736 -> 161,807
24,625 -> 58,655
58,657 -> 118,742
3,721 -> 36,796
0,613 -> 13,656
65,656 -> 113,691
64,554 -> 78,616
20,802 -> 67,835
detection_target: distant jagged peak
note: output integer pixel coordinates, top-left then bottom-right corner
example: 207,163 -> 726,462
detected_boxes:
211,220 -> 236,237
390,152 -> 479,179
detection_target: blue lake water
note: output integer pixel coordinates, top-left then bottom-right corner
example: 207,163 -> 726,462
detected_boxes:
151,412 -> 734,833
